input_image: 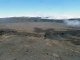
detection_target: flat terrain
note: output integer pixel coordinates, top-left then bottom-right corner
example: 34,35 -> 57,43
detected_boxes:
0,22 -> 70,31
0,22 -> 80,60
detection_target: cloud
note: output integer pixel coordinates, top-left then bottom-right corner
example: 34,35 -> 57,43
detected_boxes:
64,19 -> 80,27
0,12 -> 80,19
28,13 -> 80,19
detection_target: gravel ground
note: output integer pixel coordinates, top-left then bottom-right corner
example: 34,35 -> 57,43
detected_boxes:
0,35 -> 80,60
0,22 -> 80,60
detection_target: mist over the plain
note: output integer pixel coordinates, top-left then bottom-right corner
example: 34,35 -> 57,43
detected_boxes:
64,19 -> 80,27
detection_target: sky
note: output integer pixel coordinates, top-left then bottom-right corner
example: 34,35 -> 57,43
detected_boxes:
0,0 -> 80,19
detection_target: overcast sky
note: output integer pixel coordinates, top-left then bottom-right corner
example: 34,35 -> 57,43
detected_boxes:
0,0 -> 80,19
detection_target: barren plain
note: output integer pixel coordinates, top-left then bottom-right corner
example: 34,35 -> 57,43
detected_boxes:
0,18 -> 80,60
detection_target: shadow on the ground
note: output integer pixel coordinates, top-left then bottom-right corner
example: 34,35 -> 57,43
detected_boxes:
0,28 -> 80,45
33,28 -> 54,33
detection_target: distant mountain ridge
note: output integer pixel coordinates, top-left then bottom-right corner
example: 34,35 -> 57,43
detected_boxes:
0,17 -> 79,23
